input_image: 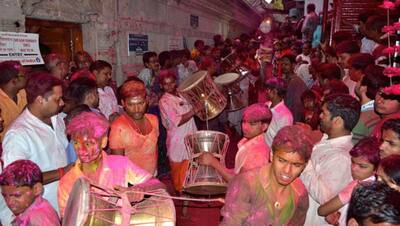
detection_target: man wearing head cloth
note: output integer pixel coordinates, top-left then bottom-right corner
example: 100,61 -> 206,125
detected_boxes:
109,78 -> 159,175
199,103 -> 272,182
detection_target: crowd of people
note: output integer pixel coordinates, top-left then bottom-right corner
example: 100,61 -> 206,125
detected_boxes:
0,2 -> 399,226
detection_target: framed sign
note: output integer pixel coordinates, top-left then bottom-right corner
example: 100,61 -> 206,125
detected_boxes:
128,34 -> 148,56
0,32 -> 44,65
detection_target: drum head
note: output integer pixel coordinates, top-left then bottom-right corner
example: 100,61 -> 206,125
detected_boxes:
63,178 -> 91,226
177,70 -> 208,92
214,73 -> 239,85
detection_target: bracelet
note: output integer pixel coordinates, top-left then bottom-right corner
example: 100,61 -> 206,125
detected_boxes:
58,167 -> 65,179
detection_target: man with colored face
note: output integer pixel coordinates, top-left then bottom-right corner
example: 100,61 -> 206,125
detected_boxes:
1,72 -> 70,224
220,126 -> 312,226
109,78 -> 159,175
0,160 -> 60,226
58,112 -> 165,217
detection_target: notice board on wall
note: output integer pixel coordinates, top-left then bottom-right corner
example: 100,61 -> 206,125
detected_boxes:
0,32 -> 44,65
128,34 -> 148,56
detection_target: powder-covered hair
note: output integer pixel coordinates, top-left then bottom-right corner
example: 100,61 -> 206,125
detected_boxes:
159,69 -> 177,83
66,111 -> 109,139
272,125 -> 314,162
0,160 -> 43,187
242,103 -> 272,124
119,79 -> 146,101
350,137 -> 380,169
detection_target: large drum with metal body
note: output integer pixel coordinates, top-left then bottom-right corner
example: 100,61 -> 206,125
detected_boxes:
183,130 -> 229,196
177,70 -> 227,121
62,178 -> 175,226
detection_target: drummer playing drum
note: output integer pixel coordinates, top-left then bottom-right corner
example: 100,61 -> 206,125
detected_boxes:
57,112 -> 166,218
159,70 -> 204,193
199,103 -> 272,182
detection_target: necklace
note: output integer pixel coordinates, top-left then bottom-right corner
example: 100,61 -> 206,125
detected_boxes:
130,117 -> 150,135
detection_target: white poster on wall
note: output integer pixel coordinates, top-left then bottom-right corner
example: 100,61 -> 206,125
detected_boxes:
168,35 -> 183,51
0,32 -> 44,65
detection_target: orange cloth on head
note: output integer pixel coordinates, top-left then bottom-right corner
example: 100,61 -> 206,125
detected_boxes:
169,160 -> 189,192
109,113 -> 159,175
0,88 -> 27,140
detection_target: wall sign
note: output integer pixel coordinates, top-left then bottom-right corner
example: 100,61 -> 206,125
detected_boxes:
190,15 -> 199,29
128,34 -> 148,56
0,32 -> 44,65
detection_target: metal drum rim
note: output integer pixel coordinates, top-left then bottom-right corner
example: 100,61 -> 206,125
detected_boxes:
177,70 -> 208,92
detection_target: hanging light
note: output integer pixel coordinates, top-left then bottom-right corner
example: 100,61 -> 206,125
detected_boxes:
263,0 -> 273,3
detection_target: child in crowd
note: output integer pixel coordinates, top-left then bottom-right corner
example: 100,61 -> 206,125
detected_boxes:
300,90 -> 321,130
0,160 -> 60,226
317,137 -> 380,226
379,118 -> 400,158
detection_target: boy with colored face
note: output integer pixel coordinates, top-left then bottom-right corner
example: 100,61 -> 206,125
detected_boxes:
220,126 -> 312,226
58,112 -> 165,217
0,160 -> 60,226
199,103 -> 272,182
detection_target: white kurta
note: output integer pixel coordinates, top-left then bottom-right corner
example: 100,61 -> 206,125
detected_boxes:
264,101 -> 294,147
300,134 -> 353,226
1,109 -> 68,225
159,93 -> 197,162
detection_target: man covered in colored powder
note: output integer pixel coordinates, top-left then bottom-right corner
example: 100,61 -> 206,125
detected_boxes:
220,125 -> 311,226
109,78 -> 159,175
58,112 -> 165,217
0,160 -> 60,226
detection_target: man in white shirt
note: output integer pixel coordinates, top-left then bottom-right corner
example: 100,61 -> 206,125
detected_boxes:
301,93 -> 361,226
1,72 -> 71,224
158,71 -> 201,192
264,77 -> 293,148
89,60 -> 120,120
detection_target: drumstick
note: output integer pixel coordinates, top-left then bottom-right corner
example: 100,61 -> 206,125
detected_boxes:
125,189 -> 225,204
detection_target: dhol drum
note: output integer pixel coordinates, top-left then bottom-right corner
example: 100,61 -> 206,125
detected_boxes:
213,72 -> 240,85
177,70 -> 227,121
63,178 -> 175,226
214,73 -> 246,111
183,130 -> 229,196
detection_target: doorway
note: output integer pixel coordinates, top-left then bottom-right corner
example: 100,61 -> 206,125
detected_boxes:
25,18 -> 83,61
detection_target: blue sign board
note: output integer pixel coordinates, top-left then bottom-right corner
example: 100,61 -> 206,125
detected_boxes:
128,34 -> 148,55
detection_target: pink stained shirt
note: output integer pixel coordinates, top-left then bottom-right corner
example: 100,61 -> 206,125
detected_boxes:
12,196 -> 60,226
109,113 -> 159,175
159,92 -> 197,162
57,151 -> 152,217
234,134 -> 271,174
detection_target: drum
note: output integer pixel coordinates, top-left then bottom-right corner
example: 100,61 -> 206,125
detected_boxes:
183,130 -> 229,196
177,70 -> 227,121
63,178 -> 175,226
214,73 -> 240,85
